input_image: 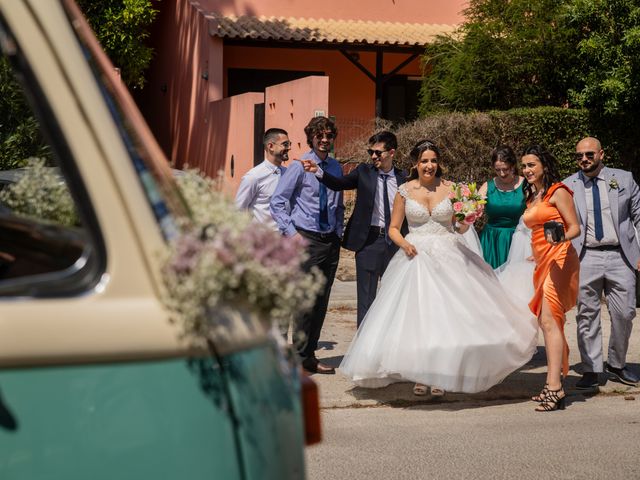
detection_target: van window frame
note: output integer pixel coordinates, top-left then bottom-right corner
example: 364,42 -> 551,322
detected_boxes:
0,14 -> 106,297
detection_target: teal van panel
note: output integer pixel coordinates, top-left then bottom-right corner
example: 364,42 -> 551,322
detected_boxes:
223,343 -> 305,480
0,358 -> 242,480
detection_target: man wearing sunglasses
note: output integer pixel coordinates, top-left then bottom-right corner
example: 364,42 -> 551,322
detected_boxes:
271,116 -> 344,374
564,136 -> 640,389
301,131 -> 407,327
235,128 -> 290,230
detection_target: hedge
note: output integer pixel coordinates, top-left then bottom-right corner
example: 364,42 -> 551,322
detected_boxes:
337,107 -> 636,185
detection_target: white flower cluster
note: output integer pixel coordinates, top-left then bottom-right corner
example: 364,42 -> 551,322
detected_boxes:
163,170 -> 324,342
0,157 -> 78,227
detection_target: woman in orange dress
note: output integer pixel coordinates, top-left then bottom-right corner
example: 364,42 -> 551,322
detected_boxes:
521,145 -> 580,412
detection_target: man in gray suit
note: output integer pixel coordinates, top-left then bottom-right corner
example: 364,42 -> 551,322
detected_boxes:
565,137 -> 640,389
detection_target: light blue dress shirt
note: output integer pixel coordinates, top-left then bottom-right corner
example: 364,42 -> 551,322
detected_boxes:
270,150 -> 344,237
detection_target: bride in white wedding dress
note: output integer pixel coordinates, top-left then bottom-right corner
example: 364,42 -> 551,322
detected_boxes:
339,140 -> 538,394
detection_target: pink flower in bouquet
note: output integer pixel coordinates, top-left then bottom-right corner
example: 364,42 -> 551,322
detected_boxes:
450,182 -> 486,226
214,242 -> 236,267
169,232 -> 204,275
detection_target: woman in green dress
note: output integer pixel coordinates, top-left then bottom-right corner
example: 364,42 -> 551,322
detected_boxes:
478,145 -> 526,268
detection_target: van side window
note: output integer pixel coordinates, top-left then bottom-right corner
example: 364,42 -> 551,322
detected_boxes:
0,39 -> 101,296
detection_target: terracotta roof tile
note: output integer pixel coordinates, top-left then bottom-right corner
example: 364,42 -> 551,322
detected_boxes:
208,15 -> 457,46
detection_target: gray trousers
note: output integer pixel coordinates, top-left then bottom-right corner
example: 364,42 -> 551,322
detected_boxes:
576,247 -> 636,372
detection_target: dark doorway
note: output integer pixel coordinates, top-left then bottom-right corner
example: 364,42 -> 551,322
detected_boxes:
253,103 -> 265,167
228,68 -> 325,97
382,75 -> 422,123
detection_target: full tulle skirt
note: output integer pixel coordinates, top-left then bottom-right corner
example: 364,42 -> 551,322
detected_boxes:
339,231 -> 538,393
494,217 -> 536,305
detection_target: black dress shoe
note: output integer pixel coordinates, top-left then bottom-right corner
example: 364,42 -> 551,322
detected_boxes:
575,372 -> 599,390
606,365 -> 639,386
302,357 -> 336,375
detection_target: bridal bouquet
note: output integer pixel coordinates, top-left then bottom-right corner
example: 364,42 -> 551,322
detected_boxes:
162,169 -> 324,343
449,182 -> 486,224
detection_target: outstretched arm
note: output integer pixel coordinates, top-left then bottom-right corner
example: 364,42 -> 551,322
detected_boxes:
320,164 -> 360,191
299,159 -> 359,191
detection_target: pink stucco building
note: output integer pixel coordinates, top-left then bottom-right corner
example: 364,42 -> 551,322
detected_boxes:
136,0 -> 467,190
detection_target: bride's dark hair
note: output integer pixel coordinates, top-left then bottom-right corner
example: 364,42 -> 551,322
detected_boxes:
408,139 -> 442,181
521,145 -> 561,203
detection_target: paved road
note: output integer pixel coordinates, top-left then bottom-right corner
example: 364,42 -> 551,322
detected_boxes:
306,395 -> 640,480
305,280 -> 640,479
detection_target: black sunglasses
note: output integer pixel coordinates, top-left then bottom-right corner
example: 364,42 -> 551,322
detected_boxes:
314,133 -> 335,140
367,149 -> 387,157
574,151 -> 596,161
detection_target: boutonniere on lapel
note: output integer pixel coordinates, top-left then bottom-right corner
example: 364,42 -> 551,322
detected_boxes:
609,178 -> 619,190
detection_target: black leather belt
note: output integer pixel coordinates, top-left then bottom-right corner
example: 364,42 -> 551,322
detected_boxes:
586,244 -> 620,251
296,228 -> 337,241
369,226 -> 386,237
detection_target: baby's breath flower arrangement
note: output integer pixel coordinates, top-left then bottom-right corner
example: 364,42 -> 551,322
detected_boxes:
0,157 -> 78,226
162,170 -> 324,343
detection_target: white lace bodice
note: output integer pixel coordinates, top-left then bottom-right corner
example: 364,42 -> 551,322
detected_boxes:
398,183 -> 455,236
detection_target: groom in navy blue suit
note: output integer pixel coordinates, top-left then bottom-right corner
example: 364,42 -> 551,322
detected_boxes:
305,131 -> 407,326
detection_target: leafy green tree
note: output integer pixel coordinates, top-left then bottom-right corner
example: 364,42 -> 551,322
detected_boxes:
564,0 -> 640,116
0,1 -> 159,170
77,0 -> 159,89
421,0 -> 640,120
420,0 -> 578,114
0,58 -> 50,169
561,0 -> 640,167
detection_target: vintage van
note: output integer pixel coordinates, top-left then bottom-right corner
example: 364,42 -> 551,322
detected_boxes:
0,0 -> 319,478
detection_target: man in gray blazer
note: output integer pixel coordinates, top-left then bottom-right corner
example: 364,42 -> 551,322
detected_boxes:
564,137 -> 640,389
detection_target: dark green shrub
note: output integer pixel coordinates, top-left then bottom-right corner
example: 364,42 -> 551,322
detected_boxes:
77,0 -> 158,89
0,57 -> 50,170
338,107 -> 632,185
0,2 -> 158,170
